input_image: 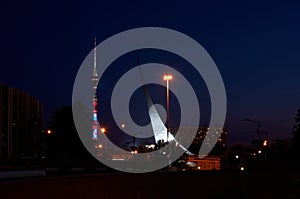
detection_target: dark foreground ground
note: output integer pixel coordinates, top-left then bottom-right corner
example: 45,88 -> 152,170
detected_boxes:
1,170 -> 300,199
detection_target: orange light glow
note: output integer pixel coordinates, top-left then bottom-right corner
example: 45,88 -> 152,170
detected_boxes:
263,140 -> 267,146
47,130 -> 52,134
101,128 -> 106,133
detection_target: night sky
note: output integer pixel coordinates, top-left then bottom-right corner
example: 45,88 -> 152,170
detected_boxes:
1,0 -> 300,144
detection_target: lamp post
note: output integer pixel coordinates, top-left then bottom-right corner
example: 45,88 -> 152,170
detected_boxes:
126,132 -> 142,150
100,127 -> 106,150
245,119 -> 260,141
163,75 -> 172,142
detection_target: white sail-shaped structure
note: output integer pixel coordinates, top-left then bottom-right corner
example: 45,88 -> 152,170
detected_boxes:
138,60 -> 194,155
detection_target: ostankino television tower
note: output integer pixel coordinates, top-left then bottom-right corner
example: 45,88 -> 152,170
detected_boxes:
92,37 -> 99,140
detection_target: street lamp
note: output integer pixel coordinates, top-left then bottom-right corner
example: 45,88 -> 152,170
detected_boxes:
163,75 -> 173,142
263,140 -> 268,146
245,118 -> 260,141
133,132 -> 142,148
101,127 -> 106,133
100,127 -> 106,150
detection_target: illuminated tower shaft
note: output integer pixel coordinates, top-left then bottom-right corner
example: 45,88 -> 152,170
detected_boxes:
92,37 -> 99,140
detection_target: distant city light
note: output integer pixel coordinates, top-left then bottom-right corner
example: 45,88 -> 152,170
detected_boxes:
112,158 -> 125,161
198,166 -> 201,170
258,150 -> 262,154
95,144 -> 103,149
235,155 -> 239,159
145,144 -> 155,149
121,124 -> 125,128
47,130 -> 52,134
241,167 -> 245,171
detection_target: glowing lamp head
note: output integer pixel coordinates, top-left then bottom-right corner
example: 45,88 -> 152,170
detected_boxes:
47,130 -> 52,134
263,140 -> 267,146
163,75 -> 173,81
101,127 -> 106,133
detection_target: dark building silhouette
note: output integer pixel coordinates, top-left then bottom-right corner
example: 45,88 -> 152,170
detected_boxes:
0,83 -> 43,158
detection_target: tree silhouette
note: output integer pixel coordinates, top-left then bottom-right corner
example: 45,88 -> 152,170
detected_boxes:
292,106 -> 300,159
47,102 -> 98,168
48,106 -> 82,159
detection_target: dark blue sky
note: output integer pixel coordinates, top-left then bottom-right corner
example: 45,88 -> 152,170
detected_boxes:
1,0 -> 300,144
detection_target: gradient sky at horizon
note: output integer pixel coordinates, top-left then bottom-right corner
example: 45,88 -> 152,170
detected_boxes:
1,0 -> 300,145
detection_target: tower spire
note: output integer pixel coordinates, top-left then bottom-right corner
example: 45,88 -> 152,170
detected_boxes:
92,37 -> 98,91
